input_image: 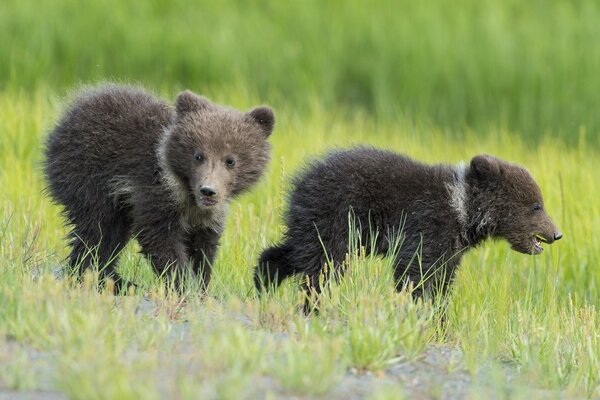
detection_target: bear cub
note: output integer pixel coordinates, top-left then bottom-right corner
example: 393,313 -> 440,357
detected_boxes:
45,84 -> 274,291
255,147 -> 562,300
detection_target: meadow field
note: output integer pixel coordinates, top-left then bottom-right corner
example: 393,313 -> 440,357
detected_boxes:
1,0 -> 599,398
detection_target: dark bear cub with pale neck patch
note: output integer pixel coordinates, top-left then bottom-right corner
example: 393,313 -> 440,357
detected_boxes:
45,84 -> 274,291
255,147 -> 562,300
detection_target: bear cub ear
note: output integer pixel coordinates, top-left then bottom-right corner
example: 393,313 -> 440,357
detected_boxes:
175,90 -> 211,114
470,154 -> 503,179
248,107 -> 275,137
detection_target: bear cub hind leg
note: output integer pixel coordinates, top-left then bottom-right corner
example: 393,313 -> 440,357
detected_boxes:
67,209 -> 132,292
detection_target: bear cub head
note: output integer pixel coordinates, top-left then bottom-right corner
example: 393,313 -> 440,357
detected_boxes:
160,91 -> 274,209
468,155 -> 562,255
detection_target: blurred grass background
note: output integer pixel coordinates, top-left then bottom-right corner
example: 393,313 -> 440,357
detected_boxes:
1,0 -> 599,144
1,0 -> 600,397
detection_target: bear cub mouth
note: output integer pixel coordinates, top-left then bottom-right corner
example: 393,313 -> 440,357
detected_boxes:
531,234 -> 548,254
198,197 -> 218,207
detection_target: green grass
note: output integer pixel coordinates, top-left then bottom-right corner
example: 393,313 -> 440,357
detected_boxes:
1,88 -> 599,398
1,0 -> 600,397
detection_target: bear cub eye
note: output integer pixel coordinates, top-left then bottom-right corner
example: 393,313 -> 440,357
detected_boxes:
532,203 -> 542,212
195,153 -> 204,162
225,157 -> 236,167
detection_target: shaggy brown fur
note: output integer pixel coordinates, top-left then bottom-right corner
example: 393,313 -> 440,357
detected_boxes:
255,147 -> 562,301
44,84 -> 274,291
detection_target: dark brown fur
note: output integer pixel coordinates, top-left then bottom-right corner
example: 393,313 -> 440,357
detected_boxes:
255,147 -> 562,301
44,84 -> 274,291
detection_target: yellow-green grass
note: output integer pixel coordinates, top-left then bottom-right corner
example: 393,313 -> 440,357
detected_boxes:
0,88 -> 599,398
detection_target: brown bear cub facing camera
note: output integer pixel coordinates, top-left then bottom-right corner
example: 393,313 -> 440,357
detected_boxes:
45,85 -> 274,291
255,147 -> 562,301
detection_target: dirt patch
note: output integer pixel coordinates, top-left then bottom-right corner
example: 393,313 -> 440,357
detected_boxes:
0,391 -> 67,400
0,297 -> 568,399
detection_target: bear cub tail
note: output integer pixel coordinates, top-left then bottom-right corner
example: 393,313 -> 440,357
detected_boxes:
255,244 -> 295,291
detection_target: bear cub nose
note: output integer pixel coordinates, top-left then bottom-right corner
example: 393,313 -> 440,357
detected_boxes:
554,231 -> 563,241
200,186 -> 217,197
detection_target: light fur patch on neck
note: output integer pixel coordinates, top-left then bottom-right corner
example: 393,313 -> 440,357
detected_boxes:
157,127 -> 188,205
181,202 -> 229,234
447,162 -> 468,227
108,175 -> 135,205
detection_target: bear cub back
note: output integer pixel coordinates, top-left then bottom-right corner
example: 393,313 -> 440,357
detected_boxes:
44,84 -> 275,291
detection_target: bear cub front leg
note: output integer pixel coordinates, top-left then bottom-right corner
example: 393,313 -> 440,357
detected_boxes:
188,228 -> 221,291
136,215 -> 193,292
